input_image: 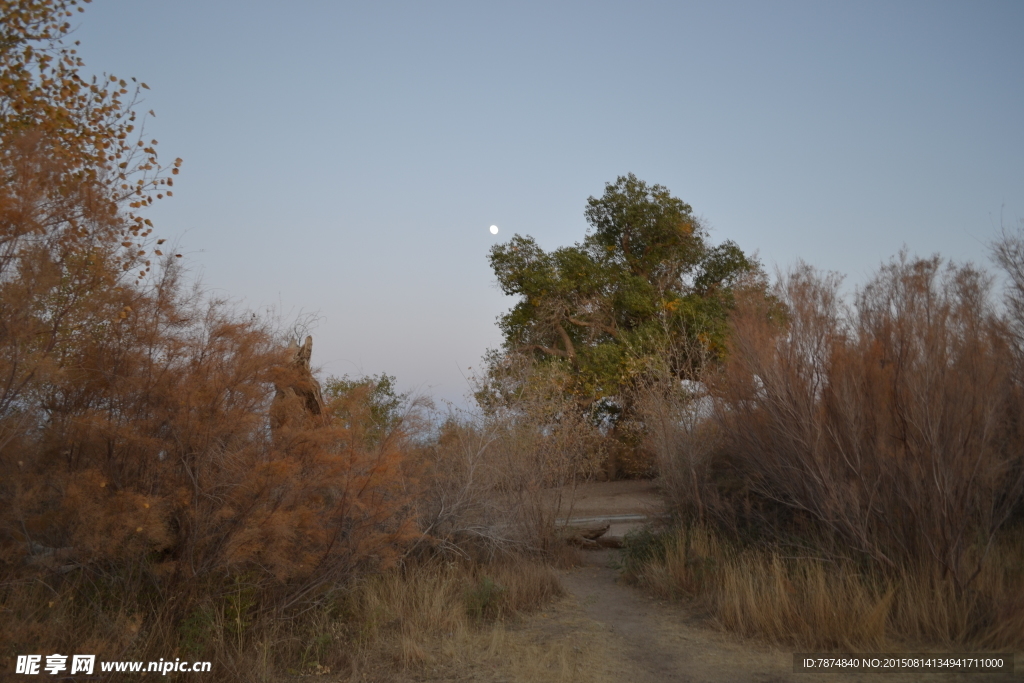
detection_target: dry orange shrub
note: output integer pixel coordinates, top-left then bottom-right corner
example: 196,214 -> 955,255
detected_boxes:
635,255 -> 1024,649
1,223 -> 420,631
705,256 -> 1024,590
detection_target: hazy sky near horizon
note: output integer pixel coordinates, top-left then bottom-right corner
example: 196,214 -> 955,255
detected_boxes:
72,1 -> 1023,404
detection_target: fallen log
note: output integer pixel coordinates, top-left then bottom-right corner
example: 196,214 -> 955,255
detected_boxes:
566,522 -> 615,549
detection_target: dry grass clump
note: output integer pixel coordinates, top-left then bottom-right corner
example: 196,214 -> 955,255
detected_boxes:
330,557 -> 565,678
636,526 -> 892,650
631,524 -> 1024,652
0,541 -> 566,680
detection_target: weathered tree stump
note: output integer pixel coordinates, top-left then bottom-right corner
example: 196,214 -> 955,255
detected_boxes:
270,335 -> 326,431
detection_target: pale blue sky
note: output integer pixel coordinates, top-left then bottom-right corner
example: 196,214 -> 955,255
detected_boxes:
73,1 -> 1023,404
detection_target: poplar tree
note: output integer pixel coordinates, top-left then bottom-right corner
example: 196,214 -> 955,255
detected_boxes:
484,174 -> 764,472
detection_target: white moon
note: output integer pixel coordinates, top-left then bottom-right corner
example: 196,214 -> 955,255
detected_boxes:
489,225 -> 499,235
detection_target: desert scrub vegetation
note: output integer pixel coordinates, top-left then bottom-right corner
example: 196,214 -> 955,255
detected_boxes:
633,248 -> 1024,650
423,358 -> 606,559
0,3 -> 577,680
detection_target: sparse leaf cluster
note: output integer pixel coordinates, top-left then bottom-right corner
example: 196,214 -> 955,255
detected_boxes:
0,0 -> 181,282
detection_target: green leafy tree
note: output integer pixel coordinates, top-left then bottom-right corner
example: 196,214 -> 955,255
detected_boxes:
483,174 -> 763,471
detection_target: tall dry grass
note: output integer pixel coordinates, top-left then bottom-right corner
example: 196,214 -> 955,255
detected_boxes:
632,524 -> 1024,651
206,556 -> 564,680
353,557 -> 562,650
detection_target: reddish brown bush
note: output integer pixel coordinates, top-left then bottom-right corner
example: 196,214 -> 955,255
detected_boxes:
711,256 -> 1024,590
1,99 -> 417,678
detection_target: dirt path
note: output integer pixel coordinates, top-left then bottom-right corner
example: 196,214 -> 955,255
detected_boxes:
553,479 -> 663,543
554,549 -> 792,682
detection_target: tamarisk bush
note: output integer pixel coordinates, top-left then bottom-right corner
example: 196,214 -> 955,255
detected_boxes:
636,253 -> 1024,649
0,151 -> 420,667
713,255 -> 1024,591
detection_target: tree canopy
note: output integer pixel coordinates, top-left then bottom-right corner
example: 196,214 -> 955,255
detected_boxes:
483,174 -> 762,417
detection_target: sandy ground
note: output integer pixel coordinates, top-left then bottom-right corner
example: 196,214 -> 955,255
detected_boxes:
531,548 -> 796,682
553,479 -> 665,540
559,480 -> 665,519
